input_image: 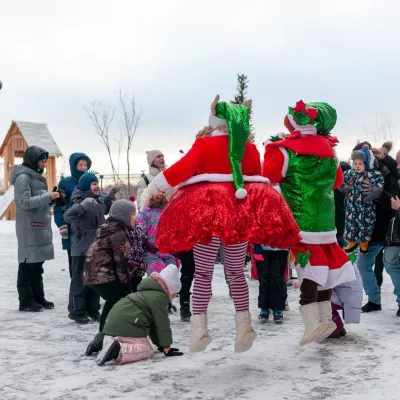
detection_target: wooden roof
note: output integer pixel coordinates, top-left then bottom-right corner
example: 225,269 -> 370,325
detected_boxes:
0,121 -> 62,157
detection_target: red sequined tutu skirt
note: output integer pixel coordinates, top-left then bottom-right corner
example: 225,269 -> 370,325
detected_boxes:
156,182 -> 301,253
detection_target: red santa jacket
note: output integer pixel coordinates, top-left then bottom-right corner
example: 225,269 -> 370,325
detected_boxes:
155,132 -> 264,191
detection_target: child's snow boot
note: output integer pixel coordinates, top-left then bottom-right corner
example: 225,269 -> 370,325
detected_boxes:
317,301 -> 337,340
97,336 -> 121,366
19,302 -> 44,312
86,332 -> 105,356
299,303 -> 326,346
235,311 -> 257,353
68,313 -> 90,324
258,308 -> 270,321
359,242 -> 369,254
89,311 -> 101,322
344,242 -> 358,253
180,306 -> 192,322
38,299 -> 55,309
190,313 -> 212,353
273,310 -> 284,323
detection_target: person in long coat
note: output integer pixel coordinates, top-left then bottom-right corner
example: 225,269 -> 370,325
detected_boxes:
10,146 -> 60,311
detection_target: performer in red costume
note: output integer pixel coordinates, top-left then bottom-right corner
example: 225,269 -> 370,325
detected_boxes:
263,100 -> 356,346
141,96 -> 300,353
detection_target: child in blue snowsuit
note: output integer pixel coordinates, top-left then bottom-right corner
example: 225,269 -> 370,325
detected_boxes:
54,153 -> 92,277
344,145 -> 384,254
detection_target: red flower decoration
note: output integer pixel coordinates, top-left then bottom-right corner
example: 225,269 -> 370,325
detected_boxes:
293,100 -> 306,113
287,131 -> 302,140
325,135 -> 339,147
304,107 -> 318,121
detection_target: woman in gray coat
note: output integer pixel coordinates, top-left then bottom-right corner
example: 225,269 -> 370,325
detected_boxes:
10,146 -> 60,312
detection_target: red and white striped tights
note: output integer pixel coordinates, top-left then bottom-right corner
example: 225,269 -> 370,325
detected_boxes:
192,236 -> 249,315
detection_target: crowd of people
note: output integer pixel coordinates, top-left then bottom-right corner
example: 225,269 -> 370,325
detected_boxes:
10,96 -> 400,366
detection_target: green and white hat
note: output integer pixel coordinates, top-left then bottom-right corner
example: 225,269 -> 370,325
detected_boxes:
287,100 -> 337,135
208,95 -> 251,199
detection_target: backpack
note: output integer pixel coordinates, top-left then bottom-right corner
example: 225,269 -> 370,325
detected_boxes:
141,173 -> 150,187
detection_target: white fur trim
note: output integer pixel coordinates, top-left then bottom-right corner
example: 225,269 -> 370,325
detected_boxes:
295,261 -> 356,290
209,114 -> 227,129
323,261 -> 356,290
177,174 -> 270,189
300,230 -> 337,245
235,188 -> 247,199
279,147 -> 289,178
287,114 -> 317,135
153,172 -> 172,192
211,129 -> 229,137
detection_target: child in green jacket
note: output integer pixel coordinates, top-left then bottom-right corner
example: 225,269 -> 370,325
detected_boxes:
97,264 -> 183,365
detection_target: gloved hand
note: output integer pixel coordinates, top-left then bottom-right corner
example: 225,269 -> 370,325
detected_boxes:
158,347 -> 184,357
140,180 -> 162,212
168,301 -> 177,314
339,183 -> 351,194
81,197 -> 97,210
146,242 -> 159,254
59,225 -> 69,239
363,187 -> 383,203
107,185 -> 122,199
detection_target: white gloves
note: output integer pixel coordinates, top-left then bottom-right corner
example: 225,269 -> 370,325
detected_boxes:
140,180 -> 161,212
59,225 -> 69,239
81,197 -> 97,210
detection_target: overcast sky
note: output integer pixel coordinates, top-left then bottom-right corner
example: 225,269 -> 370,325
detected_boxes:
1,0 -> 399,175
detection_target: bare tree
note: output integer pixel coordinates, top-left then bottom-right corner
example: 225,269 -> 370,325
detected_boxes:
84,101 -> 121,183
117,89 -> 142,194
364,113 -> 397,153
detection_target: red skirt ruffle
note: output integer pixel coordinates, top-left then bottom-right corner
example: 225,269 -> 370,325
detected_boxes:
156,182 -> 301,253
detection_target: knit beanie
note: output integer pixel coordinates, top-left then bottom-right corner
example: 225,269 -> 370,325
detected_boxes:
109,199 -> 136,227
352,141 -> 371,151
146,150 -> 163,166
38,152 -> 49,161
159,264 -> 182,295
78,172 -> 98,192
351,144 -> 376,170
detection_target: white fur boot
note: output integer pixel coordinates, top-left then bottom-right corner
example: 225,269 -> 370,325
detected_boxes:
299,303 -> 327,346
189,313 -> 212,353
235,311 -> 257,353
317,301 -> 337,340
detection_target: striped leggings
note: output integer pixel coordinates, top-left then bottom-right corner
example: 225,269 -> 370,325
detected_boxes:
192,236 -> 249,315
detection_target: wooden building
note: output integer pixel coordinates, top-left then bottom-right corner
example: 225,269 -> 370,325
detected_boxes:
0,121 -> 62,219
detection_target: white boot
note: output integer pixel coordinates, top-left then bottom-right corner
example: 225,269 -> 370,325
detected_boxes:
317,301 -> 337,340
235,311 -> 257,353
189,313 -> 212,353
299,303 -> 326,346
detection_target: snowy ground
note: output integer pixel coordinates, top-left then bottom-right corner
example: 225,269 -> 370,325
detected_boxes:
0,220 -> 399,400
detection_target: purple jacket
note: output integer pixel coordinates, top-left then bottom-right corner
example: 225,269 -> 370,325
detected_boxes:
331,263 -> 363,324
137,206 -> 178,274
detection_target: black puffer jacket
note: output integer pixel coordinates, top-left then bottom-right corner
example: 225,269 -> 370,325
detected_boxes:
385,211 -> 400,246
371,155 -> 400,243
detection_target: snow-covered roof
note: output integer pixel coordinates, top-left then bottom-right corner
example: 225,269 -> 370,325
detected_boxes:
0,121 -> 62,157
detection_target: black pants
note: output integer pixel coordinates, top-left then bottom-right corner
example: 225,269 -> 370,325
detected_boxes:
68,256 -> 100,317
256,250 -> 288,311
90,281 -> 131,332
67,249 -> 72,279
374,248 -> 384,288
174,250 -> 195,308
299,279 -> 332,306
17,261 -> 46,307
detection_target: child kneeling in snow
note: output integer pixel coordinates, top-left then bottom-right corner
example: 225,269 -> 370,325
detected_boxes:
97,264 -> 184,366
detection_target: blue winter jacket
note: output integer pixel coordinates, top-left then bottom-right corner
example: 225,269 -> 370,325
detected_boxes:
54,153 -> 92,250
64,187 -> 112,257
